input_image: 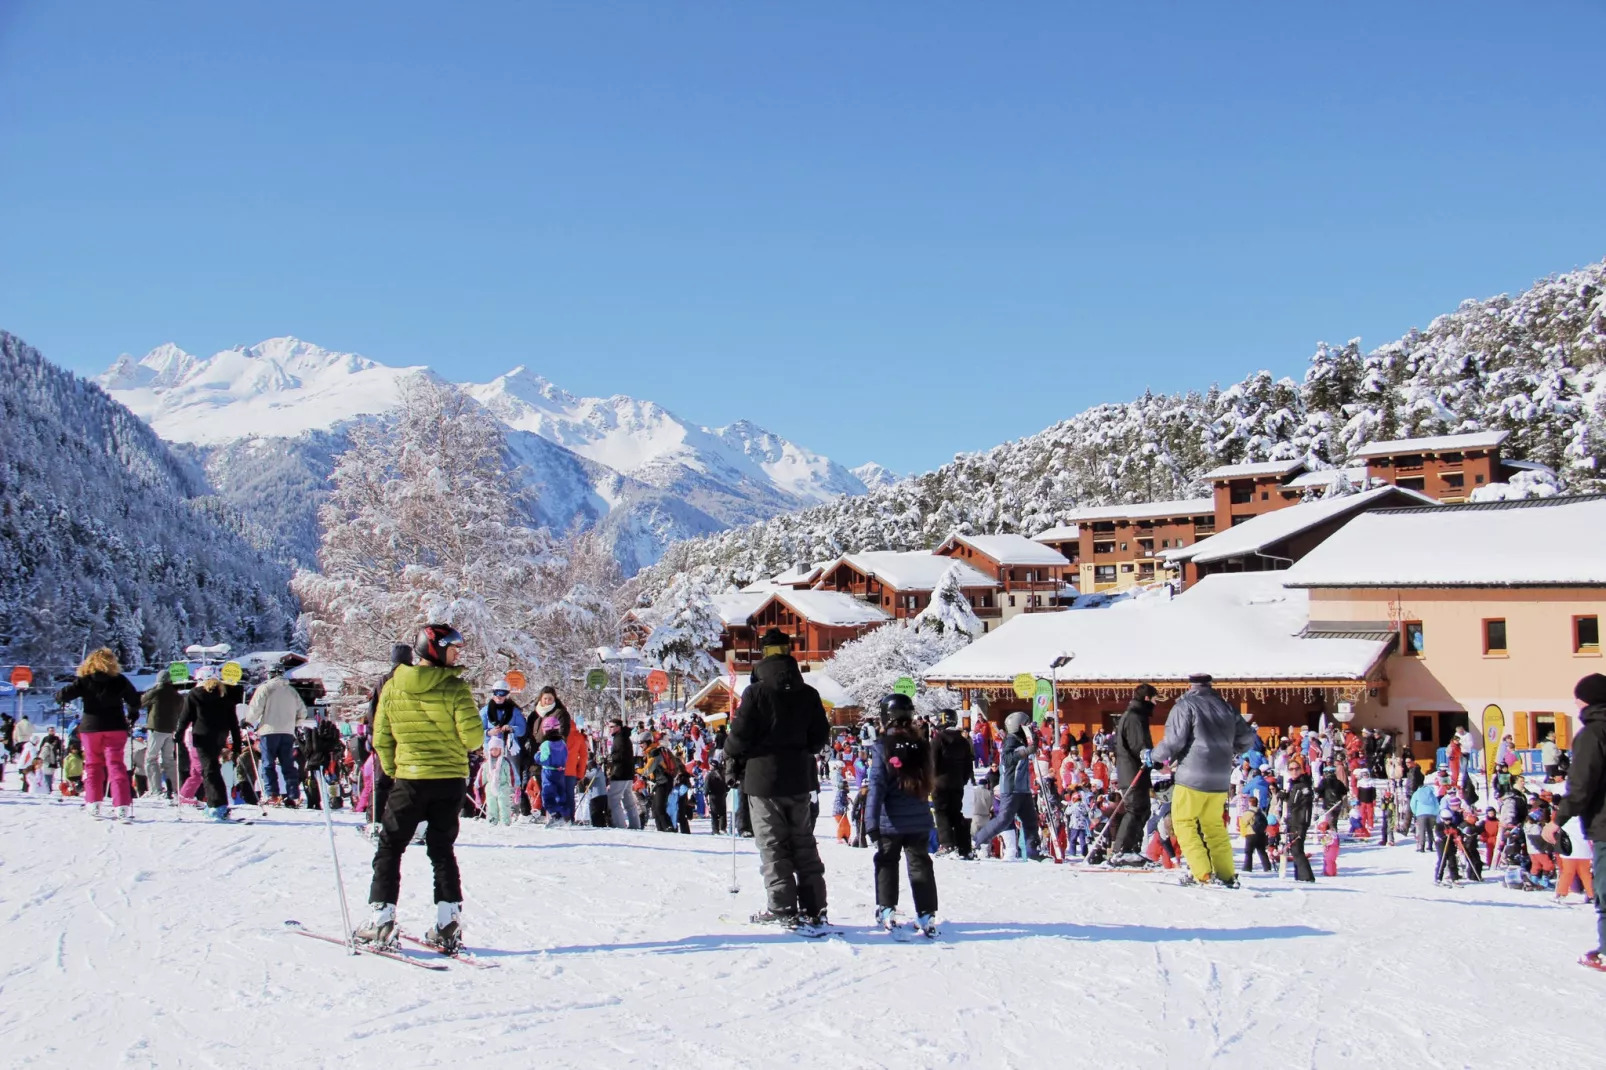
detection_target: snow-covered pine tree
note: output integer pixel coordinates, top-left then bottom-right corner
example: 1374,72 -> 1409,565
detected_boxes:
823,622 -> 966,718
640,575 -> 724,707
292,375 -> 550,689
912,562 -> 984,640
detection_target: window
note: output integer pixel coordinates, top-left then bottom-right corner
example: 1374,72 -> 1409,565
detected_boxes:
1483,618 -> 1507,655
1119,542 -> 1127,552
1403,621 -> 1424,656
1092,521 -> 1116,534
1398,477 -> 1426,492
1120,563 -> 1134,573
1577,615 -> 1601,654
1008,595 -> 1016,608
1176,538 -> 1186,547
1138,539 -> 1154,555
1442,473 -> 1464,489
1261,491 -> 1269,501
1094,566 -> 1116,584
1093,541 -> 1116,555
1229,482 -> 1254,505
1475,474 -> 1485,484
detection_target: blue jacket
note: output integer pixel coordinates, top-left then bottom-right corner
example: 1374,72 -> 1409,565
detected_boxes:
481,701 -> 527,742
866,737 -> 936,836
1244,774 -> 1271,811
537,739 -> 569,771
1410,784 -> 1440,817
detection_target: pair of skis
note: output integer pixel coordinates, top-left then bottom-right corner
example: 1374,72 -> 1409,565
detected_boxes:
284,920 -> 498,969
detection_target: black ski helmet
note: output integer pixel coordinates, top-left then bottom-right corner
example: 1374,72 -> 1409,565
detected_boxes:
878,693 -> 916,724
415,623 -> 465,666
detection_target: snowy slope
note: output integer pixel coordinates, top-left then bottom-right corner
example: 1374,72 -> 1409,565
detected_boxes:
98,340 -> 872,571
3,782 -> 1598,1068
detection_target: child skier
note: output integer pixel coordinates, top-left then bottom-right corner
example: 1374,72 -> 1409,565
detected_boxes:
537,717 -> 570,826
1319,819 -> 1340,877
706,763 -> 729,835
478,736 -> 516,826
1242,798 -> 1271,872
672,770 -> 694,834
866,694 -> 939,937
1065,792 -> 1092,858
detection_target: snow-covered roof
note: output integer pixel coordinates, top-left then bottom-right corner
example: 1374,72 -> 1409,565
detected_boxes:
688,669 -> 860,712
923,573 -> 1390,685
761,590 -> 893,627
1352,430 -> 1508,459
1031,525 -> 1081,543
1165,485 -> 1436,566
1285,468 -> 1368,490
942,533 -> 1070,567
1055,497 -> 1215,524
1282,494 -> 1606,588
822,551 -> 999,591
709,592 -> 767,626
1201,459 -> 1308,481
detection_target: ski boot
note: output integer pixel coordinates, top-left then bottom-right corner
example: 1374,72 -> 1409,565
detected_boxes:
749,908 -> 799,928
1581,950 -> 1606,973
915,912 -> 940,939
795,911 -> 831,937
875,906 -> 898,932
354,903 -> 397,947
114,805 -> 132,824
87,801 -> 103,820
1177,873 -> 1200,887
205,806 -> 232,823
424,901 -> 463,953
1217,875 -> 1242,890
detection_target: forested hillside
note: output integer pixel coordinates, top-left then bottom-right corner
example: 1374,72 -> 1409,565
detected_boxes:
645,261 -> 1606,592
0,333 -> 296,668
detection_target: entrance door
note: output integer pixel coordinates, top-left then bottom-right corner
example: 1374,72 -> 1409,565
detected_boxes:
1409,714 -> 1437,765
1437,711 -> 1469,746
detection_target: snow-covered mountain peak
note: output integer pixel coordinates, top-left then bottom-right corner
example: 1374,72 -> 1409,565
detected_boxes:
851,462 -> 900,489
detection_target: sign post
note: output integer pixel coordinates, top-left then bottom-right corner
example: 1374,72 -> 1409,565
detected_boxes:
893,676 -> 917,699
505,669 -> 527,693
585,668 -> 608,691
647,670 -> 669,701
1012,674 -> 1035,700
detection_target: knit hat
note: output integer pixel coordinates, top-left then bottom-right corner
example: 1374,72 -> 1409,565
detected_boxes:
1575,673 -> 1606,705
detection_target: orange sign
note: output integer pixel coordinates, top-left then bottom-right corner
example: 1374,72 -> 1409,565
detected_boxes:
647,670 -> 669,696
504,669 -> 527,692
9,666 -> 31,687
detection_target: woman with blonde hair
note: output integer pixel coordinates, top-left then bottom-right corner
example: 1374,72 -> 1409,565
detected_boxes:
175,666 -> 244,821
55,647 -> 142,821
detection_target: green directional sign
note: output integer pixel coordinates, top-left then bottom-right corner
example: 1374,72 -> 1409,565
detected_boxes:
893,676 -> 917,698
585,668 -> 609,691
167,661 -> 191,684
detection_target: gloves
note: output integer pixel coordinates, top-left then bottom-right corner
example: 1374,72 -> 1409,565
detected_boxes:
1140,749 -> 1153,769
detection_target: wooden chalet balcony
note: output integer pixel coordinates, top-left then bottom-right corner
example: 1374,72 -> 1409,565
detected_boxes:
729,648 -> 839,666
974,606 -> 1002,619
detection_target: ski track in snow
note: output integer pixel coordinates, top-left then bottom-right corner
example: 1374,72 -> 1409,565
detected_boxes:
2,778 -> 1603,1069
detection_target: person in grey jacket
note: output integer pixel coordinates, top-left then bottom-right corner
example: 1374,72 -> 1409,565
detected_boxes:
247,668 -> 308,807
971,713 -> 1046,860
1151,674 -> 1258,887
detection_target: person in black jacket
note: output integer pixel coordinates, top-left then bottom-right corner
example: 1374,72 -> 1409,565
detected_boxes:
1544,674 -> 1606,966
140,670 -> 186,798
1317,765 -> 1349,827
932,710 -> 976,859
605,719 -> 642,830
55,648 -> 142,819
364,644 -> 413,830
1110,684 -> 1157,865
1284,756 -> 1316,882
175,670 -> 244,820
705,764 -> 729,835
725,629 -> 830,928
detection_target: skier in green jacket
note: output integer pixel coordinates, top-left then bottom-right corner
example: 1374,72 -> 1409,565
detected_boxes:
356,624 -> 484,951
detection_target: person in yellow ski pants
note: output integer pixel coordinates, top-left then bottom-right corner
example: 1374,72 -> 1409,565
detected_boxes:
1170,785 -> 1236,884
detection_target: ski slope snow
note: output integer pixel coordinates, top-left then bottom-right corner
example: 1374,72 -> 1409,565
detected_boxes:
2,780 -> 1600,1068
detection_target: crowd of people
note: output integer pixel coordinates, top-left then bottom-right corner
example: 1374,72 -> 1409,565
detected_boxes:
9,629 -> 1605,964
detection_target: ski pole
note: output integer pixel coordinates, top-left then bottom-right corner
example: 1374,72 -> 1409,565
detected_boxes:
317,770 -> 356,952
728,785 -> 741,894
1086,767 -> 1151,861
240,733 -> 268,819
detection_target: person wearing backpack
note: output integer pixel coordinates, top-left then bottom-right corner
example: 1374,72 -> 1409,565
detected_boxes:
867,694 -> 939,937
640,735 -> 677,831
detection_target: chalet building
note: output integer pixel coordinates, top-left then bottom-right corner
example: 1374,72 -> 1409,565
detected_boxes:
708,592 -> 768,666
731,590 -> 892,668
812,551 -> 1002,630
1281,493 -> 1606,770
933,533 -> 1071,622
922,572 -> 1396,748
688,671 -> 861,727
1043,498 -> 1215,593
1353,430 -> 1511,504
1164,484 -> 1434,587
740,563 -> 825,593
619,609 -> 653,649
1203,459 -> 1310,527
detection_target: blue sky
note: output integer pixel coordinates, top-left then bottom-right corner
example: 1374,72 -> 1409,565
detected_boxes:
2,3 -> 1603,475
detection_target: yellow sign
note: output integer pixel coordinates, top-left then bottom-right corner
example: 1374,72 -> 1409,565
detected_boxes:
1012,673 -> 1036,699
1482,704 -> 1504,777
822,699 -> 835,711
220,661 -> 243,686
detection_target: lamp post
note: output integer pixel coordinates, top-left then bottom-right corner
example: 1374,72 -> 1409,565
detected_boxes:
1049,653 -> 1073,733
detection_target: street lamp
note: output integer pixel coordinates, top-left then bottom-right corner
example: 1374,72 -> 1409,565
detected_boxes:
1049,653 -> 1073,730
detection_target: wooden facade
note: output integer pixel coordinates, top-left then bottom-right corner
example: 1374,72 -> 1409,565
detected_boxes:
813,557 -> 1001,625
933,535 -> 1068,621
1205,460 -> 1308,528
1049,500 -> 1215,592
1357,434 -> 1506,504
732,592 -> 890,668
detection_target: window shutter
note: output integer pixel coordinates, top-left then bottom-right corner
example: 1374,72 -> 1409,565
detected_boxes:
1556,714 -> 1572,749
1513,713 -> 1530,750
